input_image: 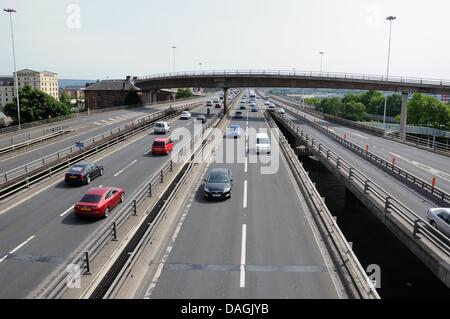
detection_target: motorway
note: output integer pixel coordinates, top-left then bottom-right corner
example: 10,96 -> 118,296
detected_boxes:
130,97 -> 343,298
271,98 -> 439,220
275,96 -> 450,195
0,98 -> 206,174
0,102 -> 213,298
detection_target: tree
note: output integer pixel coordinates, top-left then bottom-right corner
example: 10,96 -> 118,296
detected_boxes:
176,88 -> 193,99
386,93 -> 402,117
304,97 -> 321,106
4,85 -> 72,124
342,100 -> 367,121
318,97 -> 342,116
406,93 -> 450,128
124,90 -> 141,105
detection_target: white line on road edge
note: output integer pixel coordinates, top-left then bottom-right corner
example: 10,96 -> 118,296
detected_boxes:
60,205 -> 74,217
113,160 -> 137,177
243,180 -> 248,208
245,157 -> 248,173
240,224 -> 247,288
0,235 -> 36,263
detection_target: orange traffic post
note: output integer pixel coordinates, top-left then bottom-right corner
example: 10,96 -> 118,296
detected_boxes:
365,144 -> 369,151
432,177 -> 437,188
392,157 -> 396,166
344,133 -> 347,139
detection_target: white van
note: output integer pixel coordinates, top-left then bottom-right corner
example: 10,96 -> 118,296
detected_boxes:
154,121 -> 170,134
256,132 -> 271,155
206,100 -> 213,107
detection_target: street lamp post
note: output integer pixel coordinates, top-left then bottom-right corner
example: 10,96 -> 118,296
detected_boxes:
172,46 -> 176,74
383,16 -> 396,126
4,8 -> 21,129
319,52 -> 325,73
199,62 -> 202,72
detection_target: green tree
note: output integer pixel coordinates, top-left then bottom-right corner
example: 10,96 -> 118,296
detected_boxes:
4,85 -> 72,124
317,97 -> 343,116
406,93 -> 450,128
176,88 -> 193,99
304,97 -> 321,106
124,90 -> 141,105
342,100 -> 367,121
386,93 -> 402,116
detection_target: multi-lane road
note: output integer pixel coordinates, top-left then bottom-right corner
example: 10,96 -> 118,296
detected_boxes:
268,99 -> 446,220
1,91 -> 447,299
0,99 -> 207,174
0,101 -> 212,298
123,97 -> 345,299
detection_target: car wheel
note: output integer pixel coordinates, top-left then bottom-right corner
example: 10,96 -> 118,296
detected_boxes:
257,151 -> 259,155
86,175 -> 91,184
430,220 -> 437,228
104,207 -> 110,218
120,193 -> 124,203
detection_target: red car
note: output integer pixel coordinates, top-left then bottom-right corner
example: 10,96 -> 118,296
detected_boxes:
151,137 -> 174,155
74,187 -> 124,218
215,103 -> 221,109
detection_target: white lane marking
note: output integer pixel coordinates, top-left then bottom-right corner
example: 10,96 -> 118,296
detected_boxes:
59,205 -> 74,217
98,184 -> 103,188
113,160 -> 137,177
350,132 -> 368,139
10,235 -> 35,254
245,157 -> 248,173
243,180 -> 248,208
389,152 -> 450,182
240,224 -> 247,288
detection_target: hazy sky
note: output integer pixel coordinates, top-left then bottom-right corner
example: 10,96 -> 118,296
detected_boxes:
1,0 -> 449,80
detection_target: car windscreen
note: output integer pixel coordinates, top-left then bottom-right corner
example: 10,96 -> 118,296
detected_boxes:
155,123 -> 165,127
208,172 -> 229,183
153,141 -> 166,147
80,194 -> 102,203
257,138 -> 269,144
69,165 -> 87,173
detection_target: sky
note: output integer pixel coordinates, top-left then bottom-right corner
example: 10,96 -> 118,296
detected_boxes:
1,0 -> 449,80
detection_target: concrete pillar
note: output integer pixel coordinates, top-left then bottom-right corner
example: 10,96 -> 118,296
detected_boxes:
399,91 -> 409,140
223,88 -> 229,115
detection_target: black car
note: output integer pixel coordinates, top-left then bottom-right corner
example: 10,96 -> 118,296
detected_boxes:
65,162 -> 103,185
203,168 -> 233,200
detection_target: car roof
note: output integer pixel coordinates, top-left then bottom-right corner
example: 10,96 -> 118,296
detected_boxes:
154,137 -> 170,142
229,124 -> 240,128
209,168 -> 230,175
85,187 -> 113,195
256,132 -> 269,138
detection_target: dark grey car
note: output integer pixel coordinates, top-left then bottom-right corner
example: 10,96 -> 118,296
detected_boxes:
203,168 -> 233,200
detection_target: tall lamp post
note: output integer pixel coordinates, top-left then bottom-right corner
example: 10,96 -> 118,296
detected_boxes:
171,46 -> 176,74
199,62 -> 203,72
319,51 -> 325,73
4,8 -> 21,129
383,15 -> 396,126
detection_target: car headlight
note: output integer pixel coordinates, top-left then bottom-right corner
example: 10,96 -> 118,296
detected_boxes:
224,187 -> 231,192
204,187 -> 210,193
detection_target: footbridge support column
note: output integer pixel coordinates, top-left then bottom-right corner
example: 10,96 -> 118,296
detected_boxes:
223,87 -> 229,115
399,91 -> 409,140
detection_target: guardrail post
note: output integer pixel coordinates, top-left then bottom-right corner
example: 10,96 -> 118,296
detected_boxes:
112,222 -> 118,241
384,196 -> 391,213
133,199 -> 137,215
413,219 -> 420,239
364,180 -> 369,194
148,182 -> 152,197
170,160 -> 173,172
336,158 -> 341,169
326,150 -> 330,160
4,172 -> 8,182
84,252 -> 91,275
349,167 -> 353,180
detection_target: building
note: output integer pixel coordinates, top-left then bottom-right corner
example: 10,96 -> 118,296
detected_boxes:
84,76 -> 143,110
14,69 -> 59,100
0,76 -> 14,108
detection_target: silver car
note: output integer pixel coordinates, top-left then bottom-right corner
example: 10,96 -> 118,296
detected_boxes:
427,208 -> 450,237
